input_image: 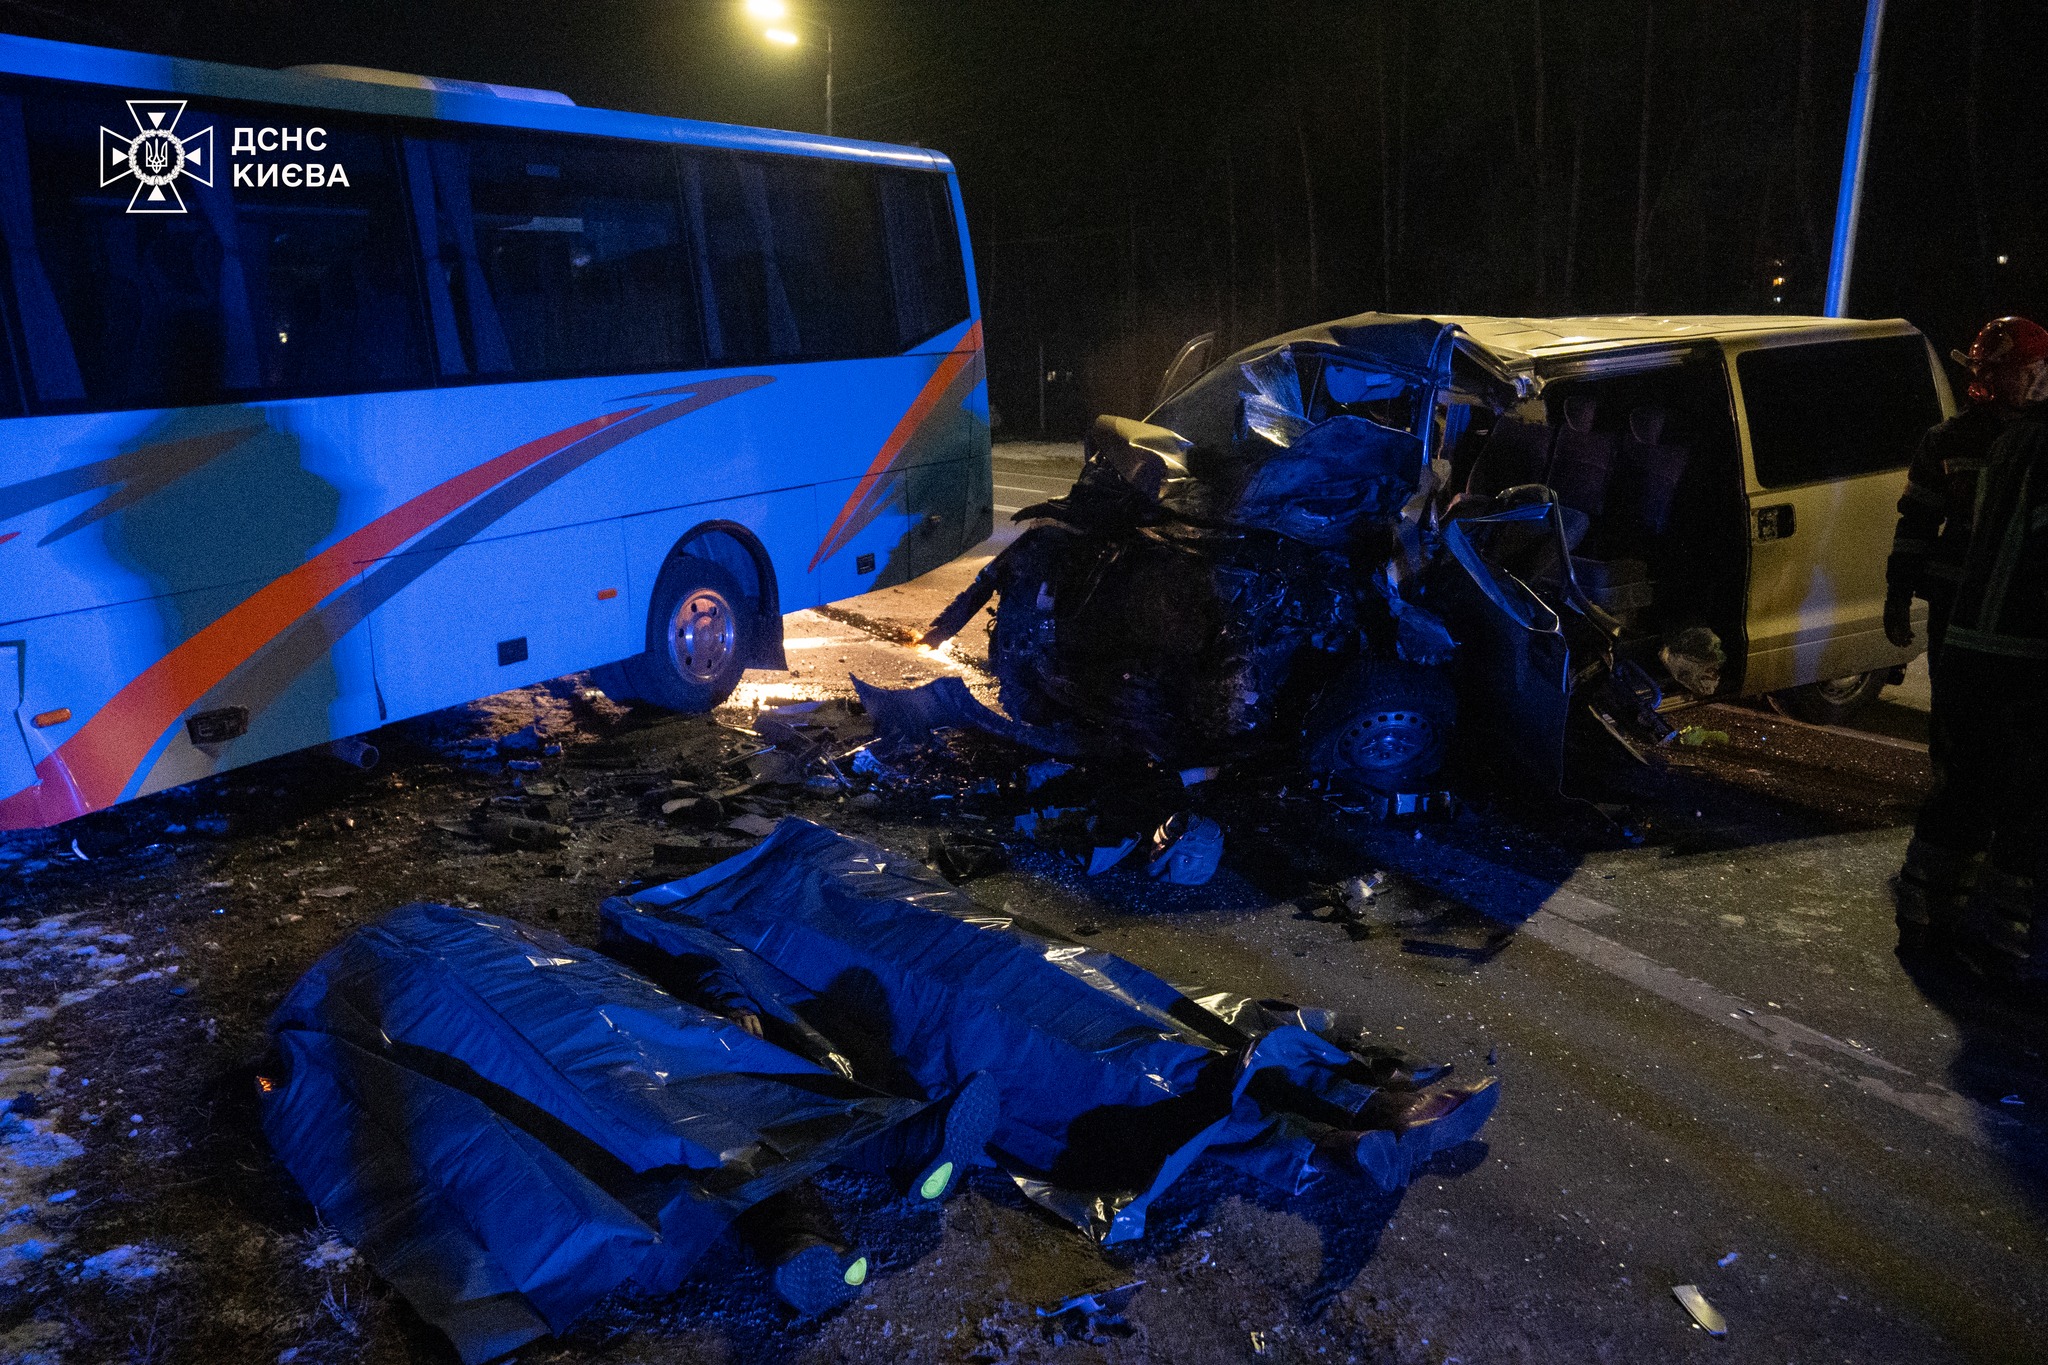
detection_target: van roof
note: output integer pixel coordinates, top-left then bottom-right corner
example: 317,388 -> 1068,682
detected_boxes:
1435,314 -> 1918,368
0,30 -> 951,172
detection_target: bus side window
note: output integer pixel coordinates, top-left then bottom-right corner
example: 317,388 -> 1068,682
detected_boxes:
0,93 -> 71,412
681,150 -> 893,364
876,170 -> 970,350
407,130 -> 703,382
756,156 -> 892,360
3,77 -> 431,412
680,150 -> 789,364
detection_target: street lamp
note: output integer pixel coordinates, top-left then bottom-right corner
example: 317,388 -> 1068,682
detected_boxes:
745,0 -> 834,136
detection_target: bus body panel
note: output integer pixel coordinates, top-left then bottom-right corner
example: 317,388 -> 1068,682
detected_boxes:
0,341 -> 987,828
0,643 -> 31,795
367,519 -> 632,722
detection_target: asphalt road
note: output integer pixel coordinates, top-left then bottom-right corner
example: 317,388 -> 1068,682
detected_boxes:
827,443 -> 2047,1363
0,441 -> 2039,1365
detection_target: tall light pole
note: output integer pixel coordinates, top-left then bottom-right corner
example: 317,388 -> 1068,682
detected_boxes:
746,0 -> 834,136
1825,0 -> 1886,317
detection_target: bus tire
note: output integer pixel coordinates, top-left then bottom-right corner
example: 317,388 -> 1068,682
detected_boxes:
588,661 -> 643,705
626,555 -> 753,713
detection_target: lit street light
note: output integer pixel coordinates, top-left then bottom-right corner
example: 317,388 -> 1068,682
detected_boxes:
744,1 -> 834,136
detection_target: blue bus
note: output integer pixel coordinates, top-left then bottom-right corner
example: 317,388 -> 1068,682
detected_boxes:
0,35 -> 990,832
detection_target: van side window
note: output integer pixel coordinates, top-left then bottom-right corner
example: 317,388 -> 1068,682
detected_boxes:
681,150 -> 894,363
1736,336 -> 1943,489
0,77 -> 430,413
404,130 -> 702,381
877,168 -> 969,349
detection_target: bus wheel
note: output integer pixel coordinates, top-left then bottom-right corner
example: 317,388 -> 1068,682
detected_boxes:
627,555 -> 752,713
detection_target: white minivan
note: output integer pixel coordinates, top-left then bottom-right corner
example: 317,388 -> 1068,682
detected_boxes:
966,313 -> 1948,792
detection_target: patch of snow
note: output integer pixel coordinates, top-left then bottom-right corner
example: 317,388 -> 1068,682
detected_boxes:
73,1243 -> 172,1284
300,1237 -> 359,1272
0,1113 -> 84,1168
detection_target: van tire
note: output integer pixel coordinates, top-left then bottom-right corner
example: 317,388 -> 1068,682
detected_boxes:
622,556 -> 753,713
1767,671 -> 1887,726
1305,661 -> 1458,794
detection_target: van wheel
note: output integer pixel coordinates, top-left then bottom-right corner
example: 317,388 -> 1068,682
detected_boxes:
1767,671 -> 1887,726
622,555 -> 752,713
1305,661 -> 1457,794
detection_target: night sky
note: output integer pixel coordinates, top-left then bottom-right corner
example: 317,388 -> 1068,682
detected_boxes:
14,0 -> 2048,435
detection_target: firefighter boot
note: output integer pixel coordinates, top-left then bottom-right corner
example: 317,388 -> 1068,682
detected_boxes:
1892,838 -> 1981,956
1955,863 -> 2036,983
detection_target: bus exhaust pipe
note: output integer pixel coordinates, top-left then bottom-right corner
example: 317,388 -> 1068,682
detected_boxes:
325,737 -> 381,771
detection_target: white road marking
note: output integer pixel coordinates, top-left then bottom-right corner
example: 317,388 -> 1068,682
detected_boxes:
1384,836 -> 2014,1147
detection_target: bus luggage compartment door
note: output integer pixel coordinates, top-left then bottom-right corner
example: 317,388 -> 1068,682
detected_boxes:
366,521 -> 633,722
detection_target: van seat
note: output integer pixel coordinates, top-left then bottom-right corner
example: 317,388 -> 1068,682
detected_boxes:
1547,395 -> 1618,518
1614,405 -> 1692,538
1571,555 -> 1652,626
1464,415 -> 1555,496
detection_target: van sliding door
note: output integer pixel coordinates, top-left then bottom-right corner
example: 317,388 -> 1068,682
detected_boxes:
1729,333 -> 1949,694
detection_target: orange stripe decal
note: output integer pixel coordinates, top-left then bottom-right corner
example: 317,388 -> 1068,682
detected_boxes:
810,322 -> 983,571
0,409 -> 636,826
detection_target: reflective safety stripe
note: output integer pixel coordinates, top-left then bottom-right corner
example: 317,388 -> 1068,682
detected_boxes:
1978,463 -> 2034,627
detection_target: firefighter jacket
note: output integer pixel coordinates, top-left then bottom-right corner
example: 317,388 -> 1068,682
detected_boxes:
1946,406 -> 2048,662
1887,406 -> 2004,602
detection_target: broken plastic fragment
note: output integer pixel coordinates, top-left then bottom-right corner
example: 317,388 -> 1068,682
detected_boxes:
1037,1280 -> 1144,1337
927,833 -> 1006,884
1087,839 -> 1138,875
1025,761 -> 1073,791
1672,1283 -> 1728,1337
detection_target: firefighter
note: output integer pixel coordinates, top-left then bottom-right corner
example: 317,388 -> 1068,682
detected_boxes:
1917,336 -> 2048,982
1891,317 -> 2048,955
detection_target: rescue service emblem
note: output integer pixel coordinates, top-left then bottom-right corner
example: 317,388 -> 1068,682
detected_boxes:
100,99 -> 214,213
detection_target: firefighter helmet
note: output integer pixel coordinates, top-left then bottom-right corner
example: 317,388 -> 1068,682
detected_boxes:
1951,316 -> 2048,407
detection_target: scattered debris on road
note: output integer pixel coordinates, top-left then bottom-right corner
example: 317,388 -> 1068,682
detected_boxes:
1672,1282 -> 1729,1338
255,820 -> 1500,1358
1036,1279 -> 1144,1340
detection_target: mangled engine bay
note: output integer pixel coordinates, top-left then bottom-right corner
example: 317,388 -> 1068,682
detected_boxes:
931,315 -> 1662,793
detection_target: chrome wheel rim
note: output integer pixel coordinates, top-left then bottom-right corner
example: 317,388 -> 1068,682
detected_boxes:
666,588 -> 737,684
1813,674 -> 1870,705
1337,708 -> 1437,772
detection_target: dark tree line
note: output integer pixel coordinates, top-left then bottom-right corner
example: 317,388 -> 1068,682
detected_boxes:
837,1 -> 2047,435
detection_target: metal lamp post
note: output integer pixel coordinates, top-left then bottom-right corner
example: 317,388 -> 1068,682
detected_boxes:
1825,0 -> 1886,317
